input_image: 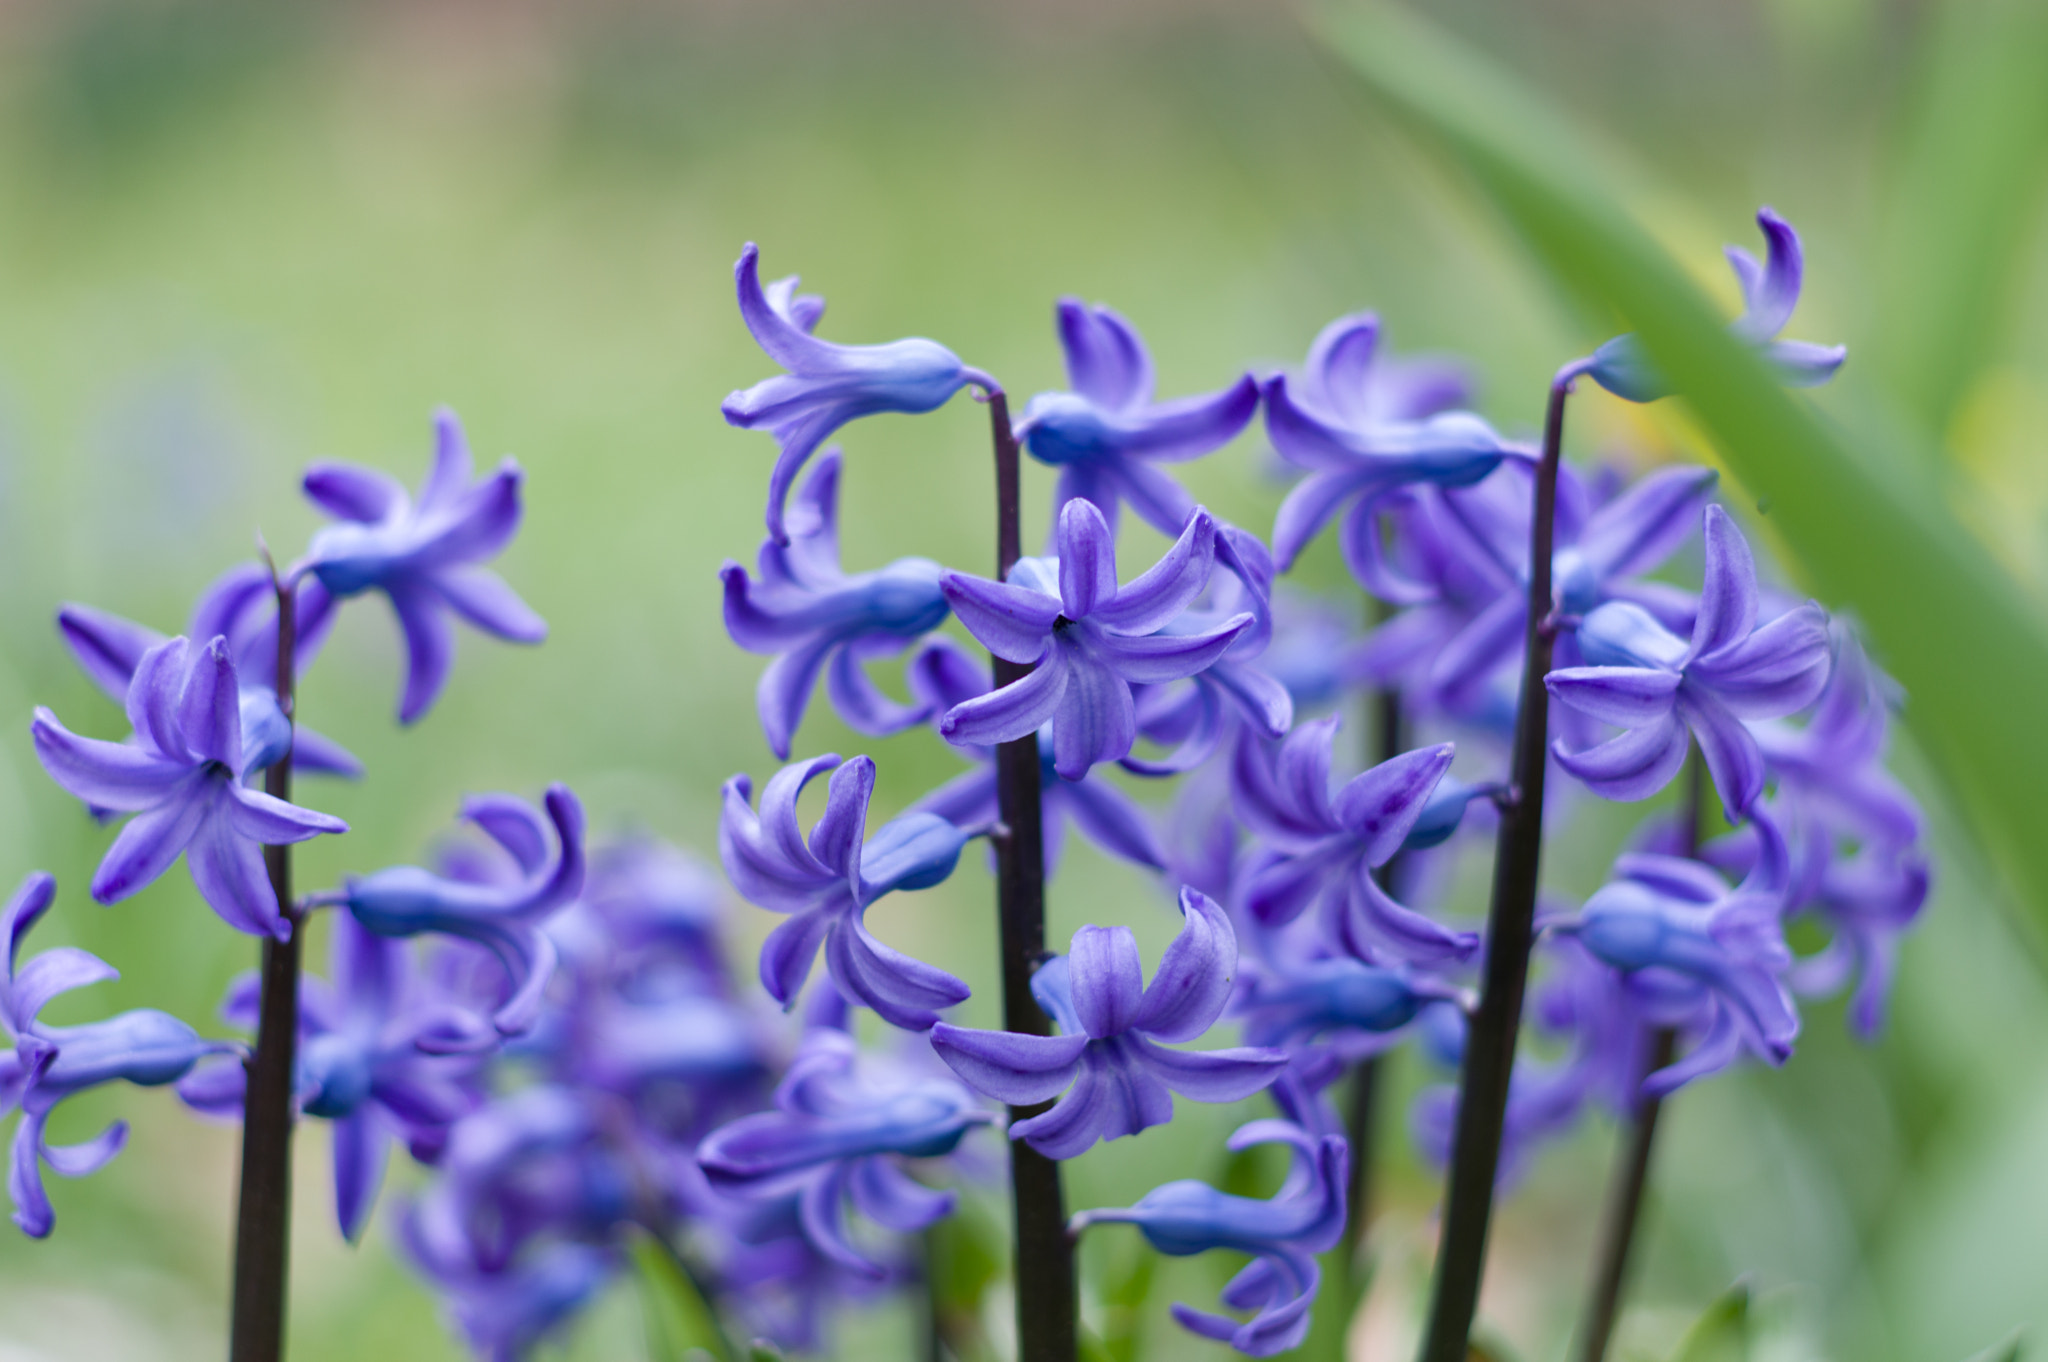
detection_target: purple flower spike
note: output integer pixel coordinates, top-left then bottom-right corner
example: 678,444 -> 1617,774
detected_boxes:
31,636 -> 349,939
1070,1119 -> 1347,1357
939,499 -> 1253,780
721,450 -> 952,758
930,888 -> 1287,1160
720,754 -> 975,1030
1266,313 -> 1518,574
1015,300 -> 1258,537
329,785 -> 585,1045
296,408 -> 547,724
1548,506 -> 1832,818
697,1026 -> 992,1277
1231,720 -> 1478,965
1578,207 -> 1846,403
2,873 -> 234,1238
722,243 -> 995,543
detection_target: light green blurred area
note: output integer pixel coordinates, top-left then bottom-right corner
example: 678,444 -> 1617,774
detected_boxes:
0,1 -> 2042,1359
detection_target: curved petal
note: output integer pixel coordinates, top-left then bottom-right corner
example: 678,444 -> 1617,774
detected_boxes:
224,785 -> 348,844
91,794 -> 210,905
434,569 -> 547,644
939,575 -> 1058,664
1576,465 -> 1718,582
333,1108 -> 390,1243
1545,666 -> 1682,727
1068,926 -> 1145,1039
1331,743 -> 1456,868
186,808 -> 287,939
1132,887 -> 1237,1042
758,909 -> 834,1009
1090,508 -> 1217,635
1133,1038 -> 1288,1102
1091,617 -> 1252,685
928,1024 -> 1087,1105
30,709 -> 193,812
303,462 -> 407,523
386,580 -> 453,725
848,1157 -> 955,1233
1055,498 -> 1119,620
1058,777 -> 1167,870
1056,299 -> 1153,410
1552,714 -> 1689,804
1678,690 -> 1767,820
56,604 -> 163,704
825,915 -> 970,1031
1050,650 -> 1137,780
1689,507 -> 1759,660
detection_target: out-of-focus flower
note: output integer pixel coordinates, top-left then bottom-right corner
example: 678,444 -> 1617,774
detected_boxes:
1070,1119 -> 1347,1356
722,244 -> 995,543
720,450 -> 951,758
401,1237 -> 616,1362
1576,207 -> 1846,403
1,873 -> 233,1237
720,754 -> 974,1030
31,636 -> 349,939
931,888 -> 1285,1159
1234,952 -> 1465,1055
1016,300 -> 1258,537
295,409 -> 546,724
1548,507 -> 1832,818
939,500 -> 1252,779
1753,623 -> 1921,852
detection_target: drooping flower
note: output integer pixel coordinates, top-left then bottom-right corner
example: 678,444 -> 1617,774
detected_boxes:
1014,300 -> 1258,537
1574,207 -> 1846,403
930,888 -> 1286,1159
1,873 -> 233,1237
320,786 -> 586,1045
697,1023 -> 992,1277
722,243 -> 995,543
720,450 -> 952,758
294,408 -> 547,724
1070,1119 -> 1347,1356
938,499 -> 1252,779
1234,952 -> 1466,1056
1230,719 -> 1478,965
31,636 -> 349,939
1548,506 -> 1832,818
720,754 -> 975,1031
1266,312 -> 1519,574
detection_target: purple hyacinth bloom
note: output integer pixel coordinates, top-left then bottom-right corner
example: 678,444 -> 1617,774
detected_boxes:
2,873 -> 232,1237
401,1237 -> 615,1362
1014,300 -> 1258,537
1070,1119 -> 1347,1357
31,636 -> 349,939
1230,719 -> 1478,965
721,450 -> 952,758
1234,952 -> 1466,1056
698,1025 -> 992,1277
720,754 -> 974,1030
722,243 -> 995,543
1577,207 -> 1847,403
938,499 -> 1253,780
324,786 -> 586,1045
295,409 -> 547,724
1266,312 -> 1519,574
930,888 -> 1287,1160
1548,506 -> 1832,818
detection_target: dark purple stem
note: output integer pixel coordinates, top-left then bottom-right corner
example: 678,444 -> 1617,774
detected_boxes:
1415,368 -> 1574,1362
984,390 -> 1075,1362
230,576 -> 299,1362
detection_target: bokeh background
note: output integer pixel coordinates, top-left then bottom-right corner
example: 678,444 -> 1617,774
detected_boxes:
0,1 -> 2044,1359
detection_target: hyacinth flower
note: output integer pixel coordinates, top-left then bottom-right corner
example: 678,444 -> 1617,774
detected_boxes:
1071,1120 -> 1347,1356
722,243 -> 996,543
178,913 -> 482,1240
931,888 -> 1287,1159
721,449 -> 952,758
1545,811 -> 1799,1097
315,786 -> 586,1046
720,753 -> 976,1030
1230,717 -> 1478,965
1,873 -> 234,1237
939,499 -> 1253,779
31,636 -> 350,939
697,1025 -> 992,1276
293,408 -> 547,724
400,1236 -> 615,1362
1576,207 -> 1847,403
1015,299 -> 1259,537
1266,312 -> 1521,575
1234,952 -> 1467,1056
1548,506 -> 1832,819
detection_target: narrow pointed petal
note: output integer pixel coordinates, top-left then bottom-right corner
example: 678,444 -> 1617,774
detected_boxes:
304,462 -> 408,523
1544,666 -> 1682,727
333,1109 -> 390,1242
1050,651 -> 1136,779
1091,507 -> 1218,634
1690,507 -> 1758,660
1576,465 -> 1718,581
387,581 -> 453,725
91,795 -> 209,904
1092,616 -> 1252,684
1132,887 -> 1236,1042
939,575 -> 1059,664
434,569 -> 547,644
928,1024 -> 1087,1105
224,785 -> 348,844
56,605 -> 163,704
1552,714 -> 1690,804
1055,499 -> 1119,620
941,656 -> 1067,750
1056,300 -> 1153,410
1068,926 -> 1145,1039
1679,690 -> 1767,820
1134,1038 -> 1288,1102
30,709 -> 193,812
186,808 -> 286,938
1331,743 -> 1455,867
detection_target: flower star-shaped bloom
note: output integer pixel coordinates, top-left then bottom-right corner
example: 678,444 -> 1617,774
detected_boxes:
697,1025 -> 992,1278
721,450 -> 952,758
1548,506 -> 1832,819
720,754 -> 976,1031
939,499 -> 1253,780
1,873 -> 234,1237
1230,718 -> 1479,965
1070,1119 -> 1347,1357
722,243 -> 995,543
31,636 -> 349,939
1576,207 -> 1846,403
294,408 -> 547,724
930,888 -> 1287,1160
1014,300 -> 1258,537
321,786 -> 586,1046
1266,312 -> 1519,574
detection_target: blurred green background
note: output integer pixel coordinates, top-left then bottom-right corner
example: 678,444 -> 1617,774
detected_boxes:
0,0 -> 2043,1359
